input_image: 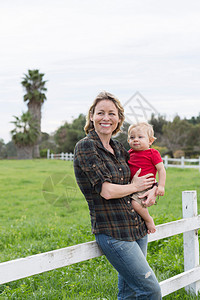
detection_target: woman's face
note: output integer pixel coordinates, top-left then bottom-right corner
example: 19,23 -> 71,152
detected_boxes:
90,100 -> 120,138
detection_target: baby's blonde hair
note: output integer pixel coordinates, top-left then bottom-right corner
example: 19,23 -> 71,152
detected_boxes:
128,122 -> 156,142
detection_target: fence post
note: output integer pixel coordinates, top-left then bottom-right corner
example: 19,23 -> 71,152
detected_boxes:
47,149 -> 50,159
182,190 -> 200,295
164,155 -> 168,169
199,156 -> 200,172
181,156 -> 184,168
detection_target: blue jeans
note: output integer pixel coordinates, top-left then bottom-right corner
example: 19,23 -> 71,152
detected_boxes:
95,234 -> 162,300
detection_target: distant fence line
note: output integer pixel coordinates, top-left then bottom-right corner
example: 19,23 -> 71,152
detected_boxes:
47,150 -> 200,170
47,150 -> 74,161
163,155 -> 200,171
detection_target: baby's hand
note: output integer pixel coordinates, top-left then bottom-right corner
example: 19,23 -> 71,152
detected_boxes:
156,185 -> 165,196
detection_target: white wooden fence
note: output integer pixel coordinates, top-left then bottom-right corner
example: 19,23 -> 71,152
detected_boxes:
0,191 -> 200,298
47,149 -> 74,161
163,155 -> 200,170
47,150 -> 200,171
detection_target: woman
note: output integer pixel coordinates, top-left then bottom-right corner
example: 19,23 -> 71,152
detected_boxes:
73,91 -> 162,299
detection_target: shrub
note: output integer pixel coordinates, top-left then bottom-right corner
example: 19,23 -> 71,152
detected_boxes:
173,150 -> 185,158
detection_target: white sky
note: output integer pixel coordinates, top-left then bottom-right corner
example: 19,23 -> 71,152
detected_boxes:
1,0 -> 200,143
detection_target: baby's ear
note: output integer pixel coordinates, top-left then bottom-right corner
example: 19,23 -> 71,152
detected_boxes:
149,137 -> 155,145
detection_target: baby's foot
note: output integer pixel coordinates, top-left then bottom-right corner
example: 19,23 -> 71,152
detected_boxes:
146,217 -> 156,234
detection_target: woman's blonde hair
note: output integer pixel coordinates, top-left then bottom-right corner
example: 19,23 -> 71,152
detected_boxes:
128,122 -> 156,142
84,91 -> 125,135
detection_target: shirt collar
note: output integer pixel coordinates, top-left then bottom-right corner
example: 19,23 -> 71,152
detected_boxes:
87,129 -> 119,155
87,129 -> 108,149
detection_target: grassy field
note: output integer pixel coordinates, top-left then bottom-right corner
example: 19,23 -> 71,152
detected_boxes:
0,159 -> 200,299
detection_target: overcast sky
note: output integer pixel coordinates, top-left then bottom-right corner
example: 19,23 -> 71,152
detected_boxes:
1,0 -> 200,143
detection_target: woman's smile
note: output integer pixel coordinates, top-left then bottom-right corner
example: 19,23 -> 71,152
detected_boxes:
100,123 -> 112,127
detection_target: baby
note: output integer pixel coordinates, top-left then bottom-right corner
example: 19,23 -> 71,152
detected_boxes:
128,122 -> 166,233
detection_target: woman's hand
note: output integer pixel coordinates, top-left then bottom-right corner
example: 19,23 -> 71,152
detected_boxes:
141,185 -> 157,207
131,168 -> 155,192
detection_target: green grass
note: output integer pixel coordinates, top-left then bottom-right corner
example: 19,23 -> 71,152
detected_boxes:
0,160 -> 200,299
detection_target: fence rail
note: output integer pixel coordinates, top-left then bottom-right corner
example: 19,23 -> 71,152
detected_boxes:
163,155 -> 200,170
47,150 -> 74,161
0,191 -> 199,297
47,150 -> 200,171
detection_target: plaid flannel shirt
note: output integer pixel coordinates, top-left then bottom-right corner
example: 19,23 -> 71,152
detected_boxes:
73,129 -> 147,241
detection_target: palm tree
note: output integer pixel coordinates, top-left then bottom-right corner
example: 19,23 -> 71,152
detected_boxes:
21,69 -> 47,158
11,112 -> 39,159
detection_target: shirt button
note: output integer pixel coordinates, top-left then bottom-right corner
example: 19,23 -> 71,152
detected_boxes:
121,177 -> 123,181
127,201 -> 130,204
131,209 -> 134,213
119,168 -> 122,171
92,164 -> 96,168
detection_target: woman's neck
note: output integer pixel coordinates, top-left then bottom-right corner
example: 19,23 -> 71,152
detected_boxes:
97,132 -> 114,154
98,134 -> 111,146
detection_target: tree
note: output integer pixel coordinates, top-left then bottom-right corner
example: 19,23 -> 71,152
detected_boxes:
186,113 -> 200,125
114,121 -> 130,150
10,112 -> 39,159
39,132 -> 58,157
54,114 -> 86,153
183,123 -> 200,156
21,69 -> 47,158
71,114 -> 86,133
0,139 -> 7,159
5,141 -> 17,158
162,116 -> 193,156
149,114 -> 168,141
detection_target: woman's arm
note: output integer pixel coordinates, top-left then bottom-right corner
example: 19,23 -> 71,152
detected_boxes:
100,169 -> 155,200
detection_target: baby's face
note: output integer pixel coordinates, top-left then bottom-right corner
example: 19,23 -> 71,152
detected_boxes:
128,127 -> 152,151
